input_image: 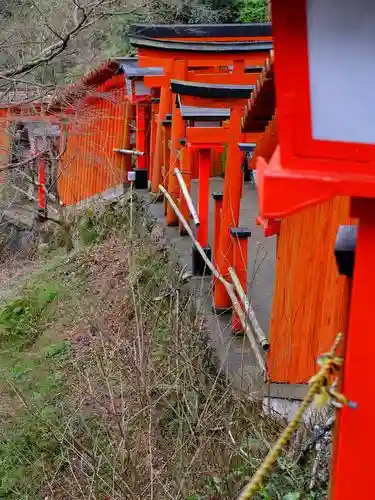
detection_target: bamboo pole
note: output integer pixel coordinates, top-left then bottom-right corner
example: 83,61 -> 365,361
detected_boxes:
228,267 -> 270,351
160,184 -> 267,376
174,167 -> 200,227
113,148 -> 144,156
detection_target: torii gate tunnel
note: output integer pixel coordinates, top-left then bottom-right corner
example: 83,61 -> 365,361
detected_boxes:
1,19 -> 368,497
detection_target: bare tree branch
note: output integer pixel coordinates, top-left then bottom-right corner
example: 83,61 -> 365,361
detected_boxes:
0,151 -> 44,172
0,1 -> 96,78
0,75 -> 54,88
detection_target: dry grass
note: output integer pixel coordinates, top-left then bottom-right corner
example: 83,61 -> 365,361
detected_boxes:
0,195 -> 328,499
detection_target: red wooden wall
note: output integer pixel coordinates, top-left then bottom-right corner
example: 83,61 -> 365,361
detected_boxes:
59,75 -> 131,206
267,196 -> 353,383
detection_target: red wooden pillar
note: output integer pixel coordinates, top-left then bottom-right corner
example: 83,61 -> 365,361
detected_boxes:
151,80 -> 172,195
148,99 -> 159,186
212,192 -> 223,268
162,118 -> 172,215
230,227 -> 251,334
179,143 -> 191,235
192,147 -> 212,275
191,149 -> 199,179
197,148 -> 211,248
130,105 -> 136,149
136,103 -> 146,168
167,60 -> 187,226
167,105 -> 185,226
233,59 -> 245,76
330,198 -> 375,500
122,100 -> 133,177
35,135 -> 47,218
214,107 -> 243,311
37,155 -> 47,217
134,102 -> 148,189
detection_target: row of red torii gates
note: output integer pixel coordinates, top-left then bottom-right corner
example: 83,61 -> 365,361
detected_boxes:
126,15 -> 375,499
0,22 -> 352,391
61,20 -> 370,497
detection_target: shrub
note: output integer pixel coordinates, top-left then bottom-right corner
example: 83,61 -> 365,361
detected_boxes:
237,0 -> 268,23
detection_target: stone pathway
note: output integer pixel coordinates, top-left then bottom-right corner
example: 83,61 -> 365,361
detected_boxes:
145,178 -> 277,396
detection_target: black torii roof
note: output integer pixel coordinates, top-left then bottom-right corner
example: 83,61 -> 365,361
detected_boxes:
171,79 -> 254,99
129,23 -> 272,39
130,36 -> 272,53
178,96 -> 230,121
245,66 -> 263,73
116,57 -> 163,78
238,142 -> 257,153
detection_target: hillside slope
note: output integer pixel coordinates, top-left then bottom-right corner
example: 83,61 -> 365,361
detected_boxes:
0,196 -> 324,499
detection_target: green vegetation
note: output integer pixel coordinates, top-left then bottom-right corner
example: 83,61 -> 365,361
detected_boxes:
236,0 -> 268,23
0,283 -> 60,350
0,197 -> 327,498
0,269 -> 73,497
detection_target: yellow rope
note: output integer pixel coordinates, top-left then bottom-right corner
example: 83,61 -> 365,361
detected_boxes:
238,333 -> 346,500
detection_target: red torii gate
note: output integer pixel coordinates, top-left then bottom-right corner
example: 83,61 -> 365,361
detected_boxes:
169,80 -> 257,234
242,52 -> 353,386
172,85 -> 241,254
257,1 -> 375,497
131,33 -> 272,224
0,97 -> 62,218
168,80 -> 264,335
117,57 -> 163,188
170,80 -> 260,310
